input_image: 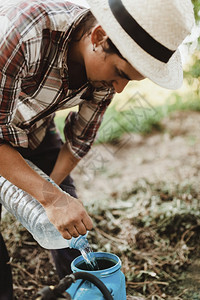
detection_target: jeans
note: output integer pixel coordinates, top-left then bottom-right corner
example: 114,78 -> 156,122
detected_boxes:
0,120 -> 81,299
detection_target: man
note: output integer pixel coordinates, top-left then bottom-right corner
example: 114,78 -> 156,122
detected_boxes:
0,0 -> 194,298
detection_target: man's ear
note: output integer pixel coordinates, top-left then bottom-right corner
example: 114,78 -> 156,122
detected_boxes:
91,25 -> 108,47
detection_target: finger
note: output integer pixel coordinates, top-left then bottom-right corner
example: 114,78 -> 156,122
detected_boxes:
58,224 -> 79,239
82,215 -> 93,231
75,223 -> 87,236
65,225 -> 80,238
61,229 -> 72,240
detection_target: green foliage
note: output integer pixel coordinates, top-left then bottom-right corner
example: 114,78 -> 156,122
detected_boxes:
95,95 -> 200,144
55,95 -> 200,145
183,1 -> 200,92
96,104 -> 163,144
54,115 -> 66,141
192,0 -> 200,22
165,93 -> 200,111
184,61 -> 200,95
185,55 -> 200,78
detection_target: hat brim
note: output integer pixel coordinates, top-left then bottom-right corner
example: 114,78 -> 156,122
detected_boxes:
87,0 -> 183,90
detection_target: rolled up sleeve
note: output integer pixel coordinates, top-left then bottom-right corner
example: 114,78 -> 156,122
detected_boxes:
0,121 -> 28,148
64,88 -> 114,159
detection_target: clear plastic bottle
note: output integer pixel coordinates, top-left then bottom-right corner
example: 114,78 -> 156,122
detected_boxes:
0,160 -> 88,250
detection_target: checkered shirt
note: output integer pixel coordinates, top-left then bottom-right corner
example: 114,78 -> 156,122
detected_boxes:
0,0 -> 114,158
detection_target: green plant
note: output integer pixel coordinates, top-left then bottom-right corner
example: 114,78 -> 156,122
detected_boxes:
184,1 -> 200,94
54,94 -> 200,145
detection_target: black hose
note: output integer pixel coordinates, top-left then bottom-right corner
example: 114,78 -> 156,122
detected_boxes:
73,272 -> 113,300
36,271 -> 113,300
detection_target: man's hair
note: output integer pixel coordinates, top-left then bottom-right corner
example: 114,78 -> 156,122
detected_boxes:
73,10 -> 124,59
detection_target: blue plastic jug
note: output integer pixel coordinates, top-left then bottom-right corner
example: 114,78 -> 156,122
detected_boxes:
66,252 -> 126,300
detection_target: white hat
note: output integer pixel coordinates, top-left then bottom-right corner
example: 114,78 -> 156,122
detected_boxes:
86,0 -> 195,89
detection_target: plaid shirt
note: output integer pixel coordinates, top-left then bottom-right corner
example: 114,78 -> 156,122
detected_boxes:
0,0 -> 114,159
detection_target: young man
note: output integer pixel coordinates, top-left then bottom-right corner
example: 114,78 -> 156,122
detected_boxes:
0,0 -> 194,298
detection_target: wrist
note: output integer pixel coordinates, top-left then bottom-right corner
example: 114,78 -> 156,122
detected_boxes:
34,178 -> 63,207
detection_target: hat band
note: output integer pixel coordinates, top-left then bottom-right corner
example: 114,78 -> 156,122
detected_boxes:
108,0 -> 175,63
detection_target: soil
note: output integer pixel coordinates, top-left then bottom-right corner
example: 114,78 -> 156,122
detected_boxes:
1,110 -> 200,299
73,110 -> 200,201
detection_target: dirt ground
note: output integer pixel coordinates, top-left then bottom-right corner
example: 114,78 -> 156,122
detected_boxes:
1,110 -> 200,299
73,110 -> 200,203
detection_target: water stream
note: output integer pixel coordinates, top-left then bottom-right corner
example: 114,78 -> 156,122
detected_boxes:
79,239 -> 99,271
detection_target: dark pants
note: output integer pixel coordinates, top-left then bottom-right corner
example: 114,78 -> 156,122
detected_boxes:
0,207 -> 13,300
0,121 -> 81,299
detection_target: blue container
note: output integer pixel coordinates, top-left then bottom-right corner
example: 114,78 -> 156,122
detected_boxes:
66,252 -> 126,300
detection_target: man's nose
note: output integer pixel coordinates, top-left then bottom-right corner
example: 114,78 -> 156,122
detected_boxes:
112,79 -> 129,93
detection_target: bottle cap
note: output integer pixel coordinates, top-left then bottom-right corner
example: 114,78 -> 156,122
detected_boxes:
70,232 -> 89,249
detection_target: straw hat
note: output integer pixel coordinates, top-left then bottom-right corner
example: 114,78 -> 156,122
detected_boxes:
86,0 -> 195,89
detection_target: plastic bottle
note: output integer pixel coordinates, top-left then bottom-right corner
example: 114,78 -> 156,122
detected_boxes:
0,160 -> 88,250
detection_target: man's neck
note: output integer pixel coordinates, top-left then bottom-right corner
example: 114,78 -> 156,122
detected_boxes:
67,40 -> 87,89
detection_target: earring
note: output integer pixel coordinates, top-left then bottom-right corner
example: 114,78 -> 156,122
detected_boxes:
93,43 -> 96,52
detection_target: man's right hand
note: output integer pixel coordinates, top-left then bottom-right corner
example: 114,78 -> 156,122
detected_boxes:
42,186 -> 93,239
